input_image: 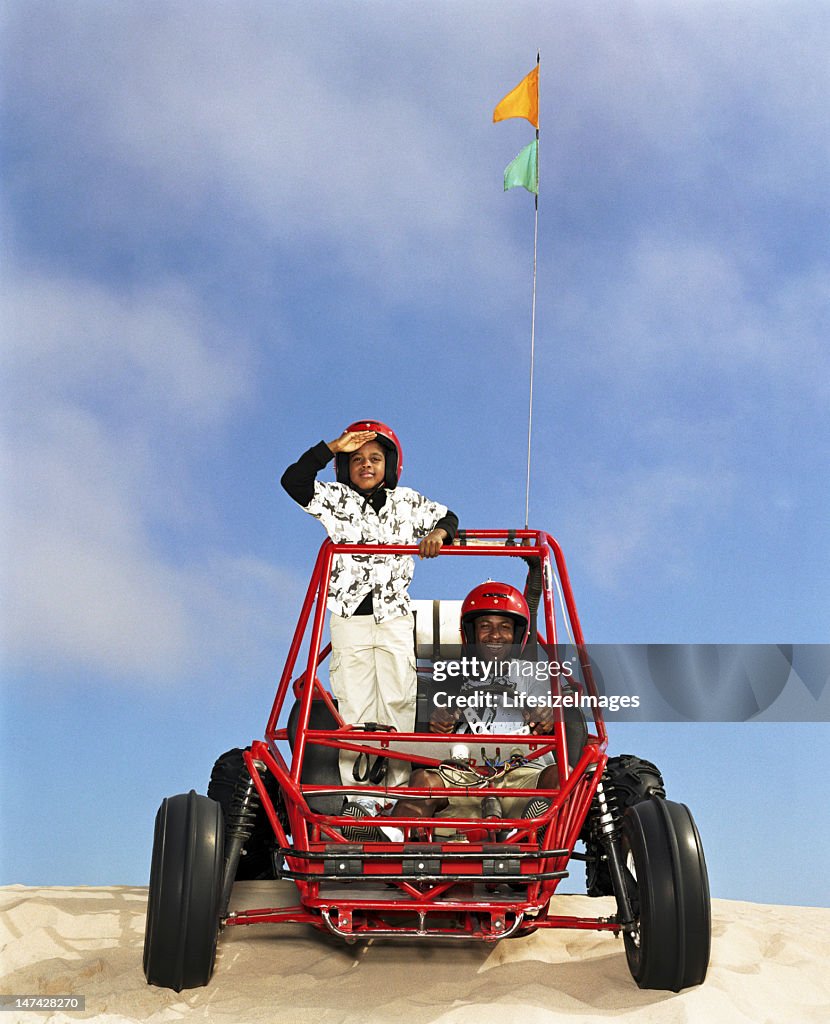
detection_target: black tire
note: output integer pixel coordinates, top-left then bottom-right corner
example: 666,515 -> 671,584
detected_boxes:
585,754 -> 666,897
605,754 -> 666,805
208,748 -> 280,880
620,798 -> 711,991
143,791 -> 224,991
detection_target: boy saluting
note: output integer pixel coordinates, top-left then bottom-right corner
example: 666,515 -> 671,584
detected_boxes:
281,420 -> 458,786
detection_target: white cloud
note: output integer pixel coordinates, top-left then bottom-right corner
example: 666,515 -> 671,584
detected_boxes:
2,401 -> 300,685
549,235 -> 830,399
5,3 -> 827,320
3,269 -> 250,428
1,262 -> 296,686
559,464 -> 737,590
2,5 -> 537,305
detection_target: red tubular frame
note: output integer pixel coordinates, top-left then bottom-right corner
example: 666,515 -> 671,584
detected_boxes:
225,529 -> 614,941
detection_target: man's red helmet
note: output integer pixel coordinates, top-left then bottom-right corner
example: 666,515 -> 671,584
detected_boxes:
335,420 -> 403,489
460,581 -> 530,649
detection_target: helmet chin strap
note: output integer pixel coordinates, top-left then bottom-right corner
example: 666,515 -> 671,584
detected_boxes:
352,480 -> 385,496
351,479 -> 386,511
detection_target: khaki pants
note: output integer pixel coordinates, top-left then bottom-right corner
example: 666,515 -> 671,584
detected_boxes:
329,611 -> 416,788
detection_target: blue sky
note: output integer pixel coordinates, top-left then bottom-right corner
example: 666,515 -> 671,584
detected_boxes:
1,2 -> 828,905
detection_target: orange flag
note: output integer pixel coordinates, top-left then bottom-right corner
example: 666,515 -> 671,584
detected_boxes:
492,65 -> 539,129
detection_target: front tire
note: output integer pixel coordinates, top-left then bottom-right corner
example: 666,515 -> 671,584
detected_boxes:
143,791 -> 224,991
620,798 -> 711,991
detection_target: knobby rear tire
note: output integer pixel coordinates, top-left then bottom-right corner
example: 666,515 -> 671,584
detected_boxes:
208,747 -> 280,880
585,754 -> 666,897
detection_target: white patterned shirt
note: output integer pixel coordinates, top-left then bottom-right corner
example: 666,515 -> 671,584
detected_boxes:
304,482 -> 449,622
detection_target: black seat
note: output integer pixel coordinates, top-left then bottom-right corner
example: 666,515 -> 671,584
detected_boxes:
286,698 -> 342,814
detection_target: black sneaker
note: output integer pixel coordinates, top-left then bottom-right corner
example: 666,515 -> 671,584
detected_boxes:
521,797 -> 552,843
340,801 -> 385,842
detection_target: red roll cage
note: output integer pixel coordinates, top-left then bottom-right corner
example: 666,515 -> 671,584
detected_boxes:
227,528 -> 616,939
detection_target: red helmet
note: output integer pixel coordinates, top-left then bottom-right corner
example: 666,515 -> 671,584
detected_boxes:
460,581 -> 530,649
335,420 -> 403,489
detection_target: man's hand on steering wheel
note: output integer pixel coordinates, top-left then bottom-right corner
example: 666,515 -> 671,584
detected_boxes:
429,707 -> 461,734
523,705 -> 556,735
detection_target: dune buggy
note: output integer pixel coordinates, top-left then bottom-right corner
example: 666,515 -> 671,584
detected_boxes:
143,529 -> 710,993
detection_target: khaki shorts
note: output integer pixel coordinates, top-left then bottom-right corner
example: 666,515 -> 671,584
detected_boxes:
421,763 -> 546,820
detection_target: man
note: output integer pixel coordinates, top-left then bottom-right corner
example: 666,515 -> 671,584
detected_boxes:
389,581 -> 667,885
390,581 -> 564,828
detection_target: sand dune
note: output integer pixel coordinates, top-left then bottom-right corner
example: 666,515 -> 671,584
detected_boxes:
1,882 -> 828,1023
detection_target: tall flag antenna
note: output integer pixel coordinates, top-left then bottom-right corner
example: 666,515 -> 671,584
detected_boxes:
493,52 -> 540,528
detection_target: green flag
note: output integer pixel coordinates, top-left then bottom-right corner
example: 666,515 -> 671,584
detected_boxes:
503,139 -> 538,195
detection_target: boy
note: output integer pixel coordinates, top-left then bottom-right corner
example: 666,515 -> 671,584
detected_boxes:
281,420 -> 458,787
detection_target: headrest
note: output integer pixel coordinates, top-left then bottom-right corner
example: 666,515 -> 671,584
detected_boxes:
411,600 -> 463,660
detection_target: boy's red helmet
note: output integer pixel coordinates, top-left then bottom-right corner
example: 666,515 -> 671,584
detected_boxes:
460,581 -> 530,649
335,420 -> 403,489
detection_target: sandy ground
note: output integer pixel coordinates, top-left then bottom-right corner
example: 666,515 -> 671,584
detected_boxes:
1,882 -> 829,1023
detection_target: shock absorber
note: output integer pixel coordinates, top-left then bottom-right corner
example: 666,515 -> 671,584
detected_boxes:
592,771 -> 636,932
219,763 -> 263,917
593,771 -> 620,842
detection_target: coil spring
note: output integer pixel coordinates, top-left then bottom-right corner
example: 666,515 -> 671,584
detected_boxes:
226,770 -> 261,842
592,770 -> 621,841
